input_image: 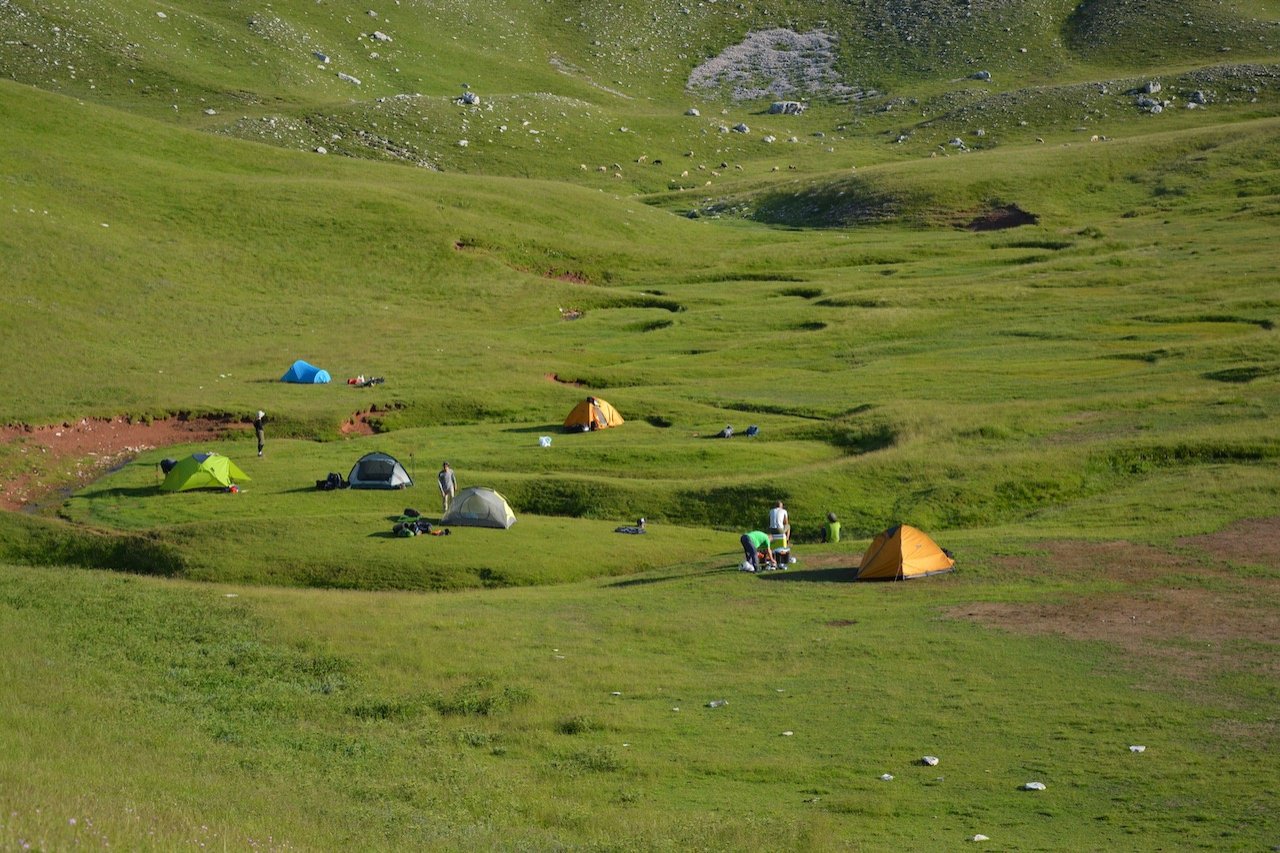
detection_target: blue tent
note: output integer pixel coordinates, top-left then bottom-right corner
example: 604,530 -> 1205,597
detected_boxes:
281,359 -> 331,384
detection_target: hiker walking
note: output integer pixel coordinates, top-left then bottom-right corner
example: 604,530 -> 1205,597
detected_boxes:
438,461 -> 457,513
253,410 -> 266,457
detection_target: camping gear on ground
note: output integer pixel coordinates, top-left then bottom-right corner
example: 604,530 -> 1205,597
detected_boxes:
855,524 -> 955,580
280,359 -> 331,384
563,396 -> 624,432
160,452 -> 251,492
393,517 -> 448,536
614,518 -> 647,534
744,425 -> 759,437
347,451 -> 413,490
441,486 -> 517,529
159,458 -> 178,474
315,472 -> 347,491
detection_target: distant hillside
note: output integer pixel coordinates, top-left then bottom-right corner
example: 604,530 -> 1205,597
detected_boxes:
2,0 -> 1277,191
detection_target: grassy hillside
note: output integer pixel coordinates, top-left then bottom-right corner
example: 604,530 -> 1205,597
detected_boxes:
1,0 -> 1278,848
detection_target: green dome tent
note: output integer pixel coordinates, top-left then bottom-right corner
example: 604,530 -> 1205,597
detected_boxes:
160,452 -> 251,492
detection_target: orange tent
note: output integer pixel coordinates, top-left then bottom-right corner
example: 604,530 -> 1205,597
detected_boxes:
563,396 -> 624,431
856,525 -> 955,581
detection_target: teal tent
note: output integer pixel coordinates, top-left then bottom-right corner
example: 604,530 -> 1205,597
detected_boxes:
281,359 -> 331,383
160,452 -> 251,492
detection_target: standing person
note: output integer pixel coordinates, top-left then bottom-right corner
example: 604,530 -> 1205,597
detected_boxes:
768,500 -> 791,543
437,461 -> 457,514
739,529 -> 775,573
253,410 -> 266,457
821,511 -> 841,543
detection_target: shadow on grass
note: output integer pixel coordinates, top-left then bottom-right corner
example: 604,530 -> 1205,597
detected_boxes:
502,424 -> 566,435
604,566 -> 724,588
79,486 -> 165,499
757,567 -> 859,583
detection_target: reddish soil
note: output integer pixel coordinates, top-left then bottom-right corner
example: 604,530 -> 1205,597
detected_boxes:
339,410 -> 378,436
949,521 -> 1280,687
0,411 -> 378,510
0,416 -> 237,511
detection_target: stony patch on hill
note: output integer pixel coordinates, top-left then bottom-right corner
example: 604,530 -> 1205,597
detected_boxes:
686,28 -> 872,102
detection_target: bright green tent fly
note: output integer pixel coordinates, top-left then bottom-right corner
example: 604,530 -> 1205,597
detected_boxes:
160,452 -> 251,492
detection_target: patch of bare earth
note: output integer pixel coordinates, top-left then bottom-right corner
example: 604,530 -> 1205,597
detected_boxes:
949,523 -> 1280,690
0,416 -> 236,511
339,411 -> 377,436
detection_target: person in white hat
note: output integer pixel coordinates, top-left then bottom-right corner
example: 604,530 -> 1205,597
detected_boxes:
253,410 -> 266,457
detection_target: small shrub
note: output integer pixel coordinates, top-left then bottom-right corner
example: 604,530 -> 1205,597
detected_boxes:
557,715 -> 599,735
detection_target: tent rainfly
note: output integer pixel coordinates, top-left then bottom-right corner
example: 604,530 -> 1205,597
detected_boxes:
855,524 -> 955,581
347,451 -> 413,490
563,396 -> 624,432
160,452 -> 251,492
441,486 -> 517,529
281,359 -> 331,384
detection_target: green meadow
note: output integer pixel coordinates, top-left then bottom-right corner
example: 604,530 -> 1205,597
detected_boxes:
1,0 -> 1278,848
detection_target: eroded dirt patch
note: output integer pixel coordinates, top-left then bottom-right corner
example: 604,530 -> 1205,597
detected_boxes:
951,522 -> 1280,685
0,416 -> 236,511
1177,516 -> 1280,568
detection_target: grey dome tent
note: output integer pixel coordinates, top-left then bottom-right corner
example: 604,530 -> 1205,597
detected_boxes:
441,486 -> 517,529
348,451 -> 413,490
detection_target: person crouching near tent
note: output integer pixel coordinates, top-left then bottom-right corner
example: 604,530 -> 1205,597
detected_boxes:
438,461 -> 457,513
739,529 -> 775,573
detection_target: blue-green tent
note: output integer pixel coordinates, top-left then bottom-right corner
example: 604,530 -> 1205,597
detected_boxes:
281,359 -> 331,383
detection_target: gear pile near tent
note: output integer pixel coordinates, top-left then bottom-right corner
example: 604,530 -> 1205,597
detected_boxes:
348,451 -> 413,490
441,486 -> 517,529
160,452 -> 251,492
563,396 -> 623,432
855,524 -> 955,581
280,359 -> 331,384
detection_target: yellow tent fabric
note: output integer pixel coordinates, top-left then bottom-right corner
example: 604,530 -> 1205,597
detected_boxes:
856,524 -> 955,581
563,396 -> 624,431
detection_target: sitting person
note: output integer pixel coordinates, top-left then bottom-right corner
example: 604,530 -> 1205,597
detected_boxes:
716,424 -> 734,439
614,517 -> 647,534
821,511 -> 841,543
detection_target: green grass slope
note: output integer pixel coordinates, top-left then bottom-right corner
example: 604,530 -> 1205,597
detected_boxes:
1,0 -> 1279,849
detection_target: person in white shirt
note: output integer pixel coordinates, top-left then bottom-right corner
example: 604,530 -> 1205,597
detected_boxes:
768,500 -> 791,543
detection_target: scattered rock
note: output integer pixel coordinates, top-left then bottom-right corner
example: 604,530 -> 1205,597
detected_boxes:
762,135 -> 776,143
314,52 -> 330,64
337,72 -> 361,85
920,756 -> 940,766
732,122 -> 749,133
1143,80 -> 1162,95
203,108 -> 217,116
1021,781 -> 1046,791
685,107 -> 700,116
971,70 -> 991,81
970,834 -> 989,842
457,91 -> 480,105
880,773 -> 894,781
768,100 -> 806,115
371,31 -> 392,42
315,146 -> 327,154
1129,745 -> 1146,753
